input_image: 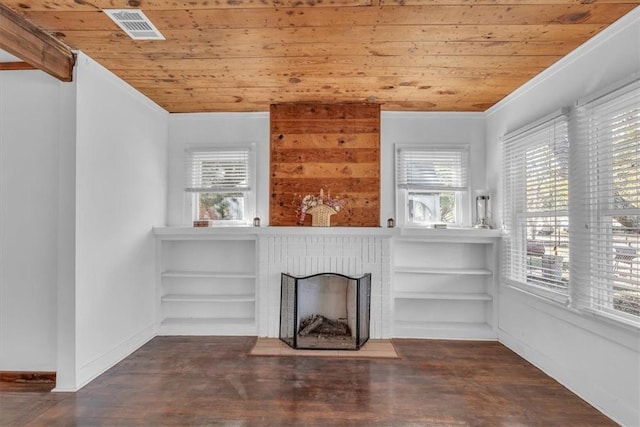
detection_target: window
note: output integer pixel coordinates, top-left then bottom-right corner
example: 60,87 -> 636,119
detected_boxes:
503,111 -> 570,298
575,78 -> 639,324
396,145 -> 469,226
184,145 -> 255,225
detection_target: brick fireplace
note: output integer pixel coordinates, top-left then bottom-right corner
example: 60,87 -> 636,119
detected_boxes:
257,229 -> 392,339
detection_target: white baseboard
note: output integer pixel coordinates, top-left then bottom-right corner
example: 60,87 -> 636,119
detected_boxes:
52,324 -> 155,392
499,328 -> 637,427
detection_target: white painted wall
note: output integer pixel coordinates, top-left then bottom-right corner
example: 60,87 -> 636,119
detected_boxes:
0,69 -> 73,371
168,111 -> 485,228
55,75 -> 78,391
486,9 -> 640,426
167,113 -> 269,226
381,112 -> 486,227
72,53 -> 168,389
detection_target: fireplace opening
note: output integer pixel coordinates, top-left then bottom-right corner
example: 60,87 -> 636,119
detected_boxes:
280,272 -> 371,350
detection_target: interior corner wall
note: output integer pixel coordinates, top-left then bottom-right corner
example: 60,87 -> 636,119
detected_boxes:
485,8 -> 640,426
73,52 -> 168,389
0,69 -> 73,371
55,74 -> 78,391
167,112 -> 270,226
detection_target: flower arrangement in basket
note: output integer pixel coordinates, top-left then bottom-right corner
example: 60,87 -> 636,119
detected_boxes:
295,189 -> 347,226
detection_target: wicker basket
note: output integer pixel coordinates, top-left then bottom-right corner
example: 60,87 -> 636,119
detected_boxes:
307,204 -> 337,227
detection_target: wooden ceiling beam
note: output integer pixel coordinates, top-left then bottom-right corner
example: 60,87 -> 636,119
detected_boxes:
0,4 -> 75,81
0,61 -> 36,71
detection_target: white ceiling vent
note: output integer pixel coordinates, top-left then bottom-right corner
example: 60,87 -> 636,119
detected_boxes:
104,9 -> 165,40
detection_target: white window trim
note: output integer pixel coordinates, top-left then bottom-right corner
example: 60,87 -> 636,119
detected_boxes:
573,76 -> 640,326
502,108 -> 570,302
183,143 -> 256,226
501,75 -> 640,328
395,143 -> 471,227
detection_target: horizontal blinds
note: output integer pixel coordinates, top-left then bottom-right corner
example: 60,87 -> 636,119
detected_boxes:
396,146 -> 469,191
503,113 -> 569,295
575,79 -> 639,323
185,147 -> 251,192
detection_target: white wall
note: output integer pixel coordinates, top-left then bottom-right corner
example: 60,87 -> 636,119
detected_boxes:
167,113 -> 269,226
486,8 -> 640,426
381,112 -> 486,227
168,111 -> 485,228
55,75 -> 78,390
72,53 -> 168,389
0,70 -> 73,371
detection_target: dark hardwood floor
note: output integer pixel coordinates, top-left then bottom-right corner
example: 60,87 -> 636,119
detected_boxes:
1,337 -> 615,426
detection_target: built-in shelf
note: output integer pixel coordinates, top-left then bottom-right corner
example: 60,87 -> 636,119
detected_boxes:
159,317 -> 256,336
156,235 -> 258,336
161,317 -> 255,325
154,226 -> 500,339
162,294 -> 256,303
391,234 -> 500,340
394,321 -> 495,340
394,292 -> 492,301
161,271 -> 256,279
394,267 -> 493,276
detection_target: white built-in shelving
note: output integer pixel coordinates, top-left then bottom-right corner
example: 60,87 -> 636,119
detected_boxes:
154,228 -> 258,336
391,228 -> 501,340
153,226 -> 500,339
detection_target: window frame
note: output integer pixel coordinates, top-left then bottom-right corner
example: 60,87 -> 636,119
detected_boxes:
574,77 -> 640,327
183,144 -> 256,226
395,143 -> 470,227
502,109 -> 570,302
501,76 -> 640,328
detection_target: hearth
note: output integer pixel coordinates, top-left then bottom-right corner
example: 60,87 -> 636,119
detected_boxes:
280,272 -> 371,350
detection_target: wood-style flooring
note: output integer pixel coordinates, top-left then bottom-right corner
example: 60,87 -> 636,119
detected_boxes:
1,336 -> 615,426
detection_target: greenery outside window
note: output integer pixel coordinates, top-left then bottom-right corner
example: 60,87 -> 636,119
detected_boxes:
184,145 -> 255,225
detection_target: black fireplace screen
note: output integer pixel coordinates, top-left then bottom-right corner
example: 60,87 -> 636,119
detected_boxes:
280,272 -> 371,350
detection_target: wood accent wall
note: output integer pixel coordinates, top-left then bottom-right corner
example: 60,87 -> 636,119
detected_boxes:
270,103 -> 380,227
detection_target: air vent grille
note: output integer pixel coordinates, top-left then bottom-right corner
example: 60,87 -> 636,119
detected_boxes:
104,9 -> 165,40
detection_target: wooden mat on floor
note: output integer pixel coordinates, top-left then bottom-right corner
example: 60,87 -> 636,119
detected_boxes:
248,338 -> 399,359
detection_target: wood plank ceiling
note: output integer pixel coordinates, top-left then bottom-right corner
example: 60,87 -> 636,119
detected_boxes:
3,1 -> 638,113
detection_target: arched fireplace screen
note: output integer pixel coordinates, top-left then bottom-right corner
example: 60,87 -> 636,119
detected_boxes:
280,272 -> 371,350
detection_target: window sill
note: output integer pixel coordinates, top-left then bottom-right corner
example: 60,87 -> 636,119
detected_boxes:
505,279 -> 569,306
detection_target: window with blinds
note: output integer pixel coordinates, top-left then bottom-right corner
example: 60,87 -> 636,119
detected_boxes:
184,146 -> 254,223
395,145 -> 469,226
503,111 -> 570,298
575,78 -> 639,324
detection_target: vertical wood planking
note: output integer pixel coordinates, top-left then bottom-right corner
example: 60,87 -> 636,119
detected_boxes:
269,103 -> 381,226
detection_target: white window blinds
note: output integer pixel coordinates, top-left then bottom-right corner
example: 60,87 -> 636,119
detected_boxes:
396,146 -> 469,191
185,147 -> 251,193
503,111 -> 570,296
575,79 -> 639,324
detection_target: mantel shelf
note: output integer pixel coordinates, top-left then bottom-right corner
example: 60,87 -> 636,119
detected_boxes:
153,226 -> 502,241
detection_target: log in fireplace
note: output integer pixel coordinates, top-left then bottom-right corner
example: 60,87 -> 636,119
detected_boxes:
280,272 -> 371,350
